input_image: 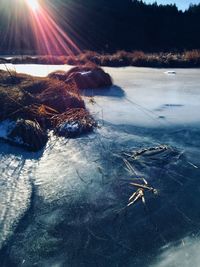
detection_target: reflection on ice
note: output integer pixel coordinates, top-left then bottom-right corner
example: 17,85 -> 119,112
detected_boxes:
151,237 -> 200,267
0,149 -> 32,249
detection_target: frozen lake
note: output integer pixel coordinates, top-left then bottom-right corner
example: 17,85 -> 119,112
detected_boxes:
0,64 -> 200,267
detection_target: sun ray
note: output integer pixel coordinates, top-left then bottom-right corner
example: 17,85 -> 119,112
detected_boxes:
28,3 -> 81,56
26,0 -> 40,12
0,0 -> 81,55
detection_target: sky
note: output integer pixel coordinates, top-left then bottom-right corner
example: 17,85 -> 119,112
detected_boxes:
145,0 -> 200,10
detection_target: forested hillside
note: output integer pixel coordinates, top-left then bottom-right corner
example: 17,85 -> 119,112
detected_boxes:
0,0 -> 200,54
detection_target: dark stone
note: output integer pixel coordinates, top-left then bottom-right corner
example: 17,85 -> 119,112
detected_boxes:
65,68 -> 113,90
7,119 -> 48,151
48,67 -> 113,90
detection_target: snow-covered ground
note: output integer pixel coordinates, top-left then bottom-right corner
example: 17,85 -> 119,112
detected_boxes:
0,64 -> 200,267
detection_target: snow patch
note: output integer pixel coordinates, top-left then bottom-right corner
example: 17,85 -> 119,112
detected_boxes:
58,121 -> 80,133
79,71 -> 92,76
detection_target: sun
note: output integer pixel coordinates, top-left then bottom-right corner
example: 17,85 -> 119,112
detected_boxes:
26,0 -> 40,12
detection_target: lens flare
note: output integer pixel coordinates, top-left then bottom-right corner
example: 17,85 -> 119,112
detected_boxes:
26,0 -> 40,12
28,3 -> 81,56
0,0 -> 80,56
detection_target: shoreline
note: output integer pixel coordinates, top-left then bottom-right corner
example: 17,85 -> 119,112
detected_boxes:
1,50 -> 200,68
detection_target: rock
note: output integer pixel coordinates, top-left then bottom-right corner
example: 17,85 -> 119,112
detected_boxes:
48,66 -> 113,90
65,68 -> 113,90
0,119 -> 48,151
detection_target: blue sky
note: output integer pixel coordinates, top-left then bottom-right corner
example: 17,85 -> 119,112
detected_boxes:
145,0 -> 200,10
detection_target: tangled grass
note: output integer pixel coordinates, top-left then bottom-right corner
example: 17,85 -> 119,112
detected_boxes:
0,70 -> 96,140
2,50 -> 200,68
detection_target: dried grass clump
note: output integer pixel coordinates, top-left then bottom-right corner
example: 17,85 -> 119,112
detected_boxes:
10,57 -> 38,64
0,70 -> 85,121
6,104 -> 58,129
47,70 -> 68,81
76,51 -> 100,65
0,71 -> 38,121
184,50 -> 200,62
3,50 -> 200,67
0,69 -> 97,150
10,55 -> 67,65
36,80 -> 85,113
52,108 -> 97,137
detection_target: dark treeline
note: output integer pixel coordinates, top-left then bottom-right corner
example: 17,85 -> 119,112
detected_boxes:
0,0 -> 200,54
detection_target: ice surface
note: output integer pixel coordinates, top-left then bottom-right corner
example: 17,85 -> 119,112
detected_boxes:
150,237 -> 200,267
0,64 -> 200,267
0,120 -> 16,138
0,64 -> 72,77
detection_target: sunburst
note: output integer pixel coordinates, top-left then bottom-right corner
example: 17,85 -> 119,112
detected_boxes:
1,0 -> 80,55
26,0 -> 40,12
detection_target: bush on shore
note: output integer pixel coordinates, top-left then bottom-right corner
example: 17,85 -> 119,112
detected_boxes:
1,50 -> 200,68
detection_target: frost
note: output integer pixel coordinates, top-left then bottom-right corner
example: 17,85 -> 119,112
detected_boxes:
58,121 -> 80,133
